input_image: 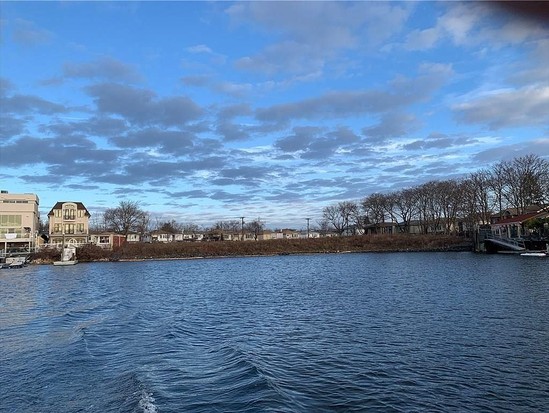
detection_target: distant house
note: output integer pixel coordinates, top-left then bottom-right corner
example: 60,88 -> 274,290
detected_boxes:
272,229 -> 299,239
491,207 -> 549,239
406,220 -> 445,235
150,230 -> 204,242
362,222 -> 397,235
343,225 -> 366,236
48,201 -> 90,248
243,232 -> 256,241
203,230 -> 233,241
126,232 -> 141,243
258,230 -> 274,241
150,230 -> 175,243
89,232 -> 126,249
490,205 -> 544,224
299,230 -> 320,239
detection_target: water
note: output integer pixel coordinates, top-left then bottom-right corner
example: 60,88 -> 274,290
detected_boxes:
1,252 -> 548,412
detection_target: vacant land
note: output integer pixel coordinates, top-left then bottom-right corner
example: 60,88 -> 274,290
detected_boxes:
31,234 -> 473,264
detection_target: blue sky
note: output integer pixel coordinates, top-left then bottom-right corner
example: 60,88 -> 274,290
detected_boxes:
1,1 -> 548,230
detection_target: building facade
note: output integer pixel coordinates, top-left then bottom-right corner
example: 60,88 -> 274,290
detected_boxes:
0,191 -> 40,254
48,201 -> 91,247
89,232 -> 126,249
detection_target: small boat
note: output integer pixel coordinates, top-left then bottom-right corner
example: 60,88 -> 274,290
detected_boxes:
520,252 -> 547,257
3,256 -> 28,268
53,245 -> 78,266
53,259 -> 77,266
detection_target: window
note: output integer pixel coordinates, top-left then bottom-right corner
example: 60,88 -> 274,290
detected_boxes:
1,228 -> 22,237
54,224 -> 61,233
54,209 -> 62,218
63,209 -> 76,220
78,209 -> 84,218
0,215 -> 22,226
64,224 -> 75,234
77,223 -> 84,233
99,236 -> 109,243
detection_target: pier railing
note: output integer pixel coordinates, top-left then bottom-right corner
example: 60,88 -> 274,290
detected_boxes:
485,234 -> 526,251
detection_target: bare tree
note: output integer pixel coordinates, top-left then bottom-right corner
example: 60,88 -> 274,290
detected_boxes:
505,154 -> 549,213
89,214 -> 106,233
322,201 -> 358,235
317,218 -> 332,236
136,212 -> 151,237
157,220 -> 182,233
103,201 -> 148,236
414,182 -> 446,234
361,193 -> 388,234
245,218 -> 265,240
437,179 -> 464,235
463,170 -> 492,227
392,188 -> 417,233
181,222 -> 201,233
489,160 -> 508,215
213,220 -> 241,233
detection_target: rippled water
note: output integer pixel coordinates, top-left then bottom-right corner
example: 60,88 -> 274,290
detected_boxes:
1,252 -> 548,412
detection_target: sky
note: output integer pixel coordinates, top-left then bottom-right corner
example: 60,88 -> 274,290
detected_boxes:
1,1 -> 548,230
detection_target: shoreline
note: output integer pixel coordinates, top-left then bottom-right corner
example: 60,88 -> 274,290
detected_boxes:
30,235 -> 474,265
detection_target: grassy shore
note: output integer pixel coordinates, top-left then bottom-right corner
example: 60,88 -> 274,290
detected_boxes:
31,234 -> 473,264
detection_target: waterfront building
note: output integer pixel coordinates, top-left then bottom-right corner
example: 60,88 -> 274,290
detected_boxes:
0,190 -> 40,254
490,207 -> 549,239
89,232 -> 126,249
47,201 -> 91,248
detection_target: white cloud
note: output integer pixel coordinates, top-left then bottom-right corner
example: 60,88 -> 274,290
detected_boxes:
453,86 -> 549,129
186,44 -> 213,54
404,27 -> 440,51
437,2 -> 482,46
228,1 -> 412,77
11,18 -> 54,46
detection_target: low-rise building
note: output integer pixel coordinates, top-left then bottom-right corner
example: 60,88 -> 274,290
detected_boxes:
491,207 -> 549,239
126,232 -> 141,243
0,190 -> 40,254
89,232 -> 126,249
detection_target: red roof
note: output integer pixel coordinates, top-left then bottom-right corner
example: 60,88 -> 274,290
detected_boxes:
492,211 -> 543,226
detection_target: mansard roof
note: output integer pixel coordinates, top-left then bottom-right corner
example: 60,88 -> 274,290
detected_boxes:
47,201 -> 91,217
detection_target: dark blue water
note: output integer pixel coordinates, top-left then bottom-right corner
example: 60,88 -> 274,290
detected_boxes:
1,252 -> 548,412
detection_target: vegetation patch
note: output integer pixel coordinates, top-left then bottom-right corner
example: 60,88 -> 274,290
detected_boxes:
30,234 -> 472,264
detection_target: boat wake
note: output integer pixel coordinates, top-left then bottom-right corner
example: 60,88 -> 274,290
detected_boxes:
138,389 -> 158,413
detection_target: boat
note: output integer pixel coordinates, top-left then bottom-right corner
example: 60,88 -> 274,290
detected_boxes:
520,252 -> 547,257
53,240 -> 78,266
1,256 -> 28,268
9,256 -> 28,268
53,246 -> 77,265
521,245 -> 549,257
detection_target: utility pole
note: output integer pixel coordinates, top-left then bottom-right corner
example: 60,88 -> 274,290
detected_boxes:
306,218 -> 310,239
240,216 -> 245,241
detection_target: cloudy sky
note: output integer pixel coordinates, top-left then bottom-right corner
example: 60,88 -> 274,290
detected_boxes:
1,1 -> 548,229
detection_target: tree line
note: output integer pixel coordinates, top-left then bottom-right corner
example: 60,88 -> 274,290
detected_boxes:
321,154 -> 549,236
92,154 -> 548,238
93,201 -> 267,239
